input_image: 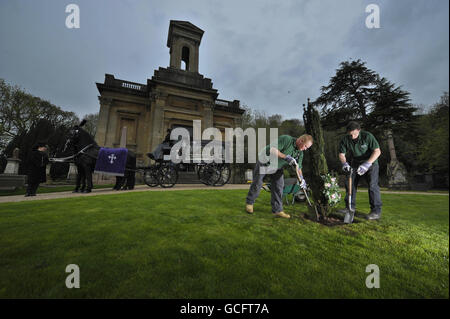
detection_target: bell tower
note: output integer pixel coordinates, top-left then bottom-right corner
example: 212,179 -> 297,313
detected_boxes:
167,20 -> 204,73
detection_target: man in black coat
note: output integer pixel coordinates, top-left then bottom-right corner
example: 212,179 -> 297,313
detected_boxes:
25,142 -> 49,196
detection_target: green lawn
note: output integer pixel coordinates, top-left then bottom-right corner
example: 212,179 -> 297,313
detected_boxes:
0,189 -> 448,298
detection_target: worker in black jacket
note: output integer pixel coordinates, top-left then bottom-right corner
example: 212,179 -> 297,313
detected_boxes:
25,142 -> 49,197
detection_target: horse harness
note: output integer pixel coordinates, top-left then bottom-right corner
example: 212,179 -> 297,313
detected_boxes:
49,143 -> 96,163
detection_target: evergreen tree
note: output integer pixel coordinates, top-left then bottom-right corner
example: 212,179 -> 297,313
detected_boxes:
314,59 -> 417,135
367,77 -> 417,135
303,99 -> 331,221
315,59 -> 378,129
417,92 -> 449,174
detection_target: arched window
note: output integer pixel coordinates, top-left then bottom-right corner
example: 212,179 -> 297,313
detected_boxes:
181,46 -> 190,71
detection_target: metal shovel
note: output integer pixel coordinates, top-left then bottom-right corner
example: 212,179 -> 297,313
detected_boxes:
294,164 -> 311,206
344,168 -> 355,224
295,163 -> 319,220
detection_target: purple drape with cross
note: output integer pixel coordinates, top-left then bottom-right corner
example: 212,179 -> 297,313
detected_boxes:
94,147 -> 128,176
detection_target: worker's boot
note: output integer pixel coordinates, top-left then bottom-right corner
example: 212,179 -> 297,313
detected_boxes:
273,211 -> 291,219
245,204 -> 254,214
367,211 -> 381,220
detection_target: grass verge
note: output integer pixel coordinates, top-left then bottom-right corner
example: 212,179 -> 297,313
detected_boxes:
0,189 -> 448,298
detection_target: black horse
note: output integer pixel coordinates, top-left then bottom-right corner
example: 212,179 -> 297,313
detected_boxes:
63,120 -> 136,192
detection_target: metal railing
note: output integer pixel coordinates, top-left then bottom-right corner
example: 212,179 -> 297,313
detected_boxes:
121,82 -> 143,91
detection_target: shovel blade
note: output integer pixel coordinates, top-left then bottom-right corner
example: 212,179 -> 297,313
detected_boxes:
344,210 -> 355,224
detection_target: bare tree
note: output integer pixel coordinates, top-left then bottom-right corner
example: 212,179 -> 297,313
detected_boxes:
81,112 -> 99,137
0,78 -> 79,153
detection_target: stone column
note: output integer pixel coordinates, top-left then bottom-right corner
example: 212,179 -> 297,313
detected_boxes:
120,126 -> 127,148
95,97 -> 113,146
150,90 -> 166,152
142,101 -> 152,165
387,129 -> 398,161
386,129 -> 409,189
202,101 -> 214,129
169,41 -> 182,69
190,44 -> 199,73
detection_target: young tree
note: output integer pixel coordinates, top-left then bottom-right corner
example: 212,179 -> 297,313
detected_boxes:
303,99 -> 332,221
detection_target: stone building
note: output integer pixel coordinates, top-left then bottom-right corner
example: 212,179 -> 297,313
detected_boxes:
95,20 -> 244,166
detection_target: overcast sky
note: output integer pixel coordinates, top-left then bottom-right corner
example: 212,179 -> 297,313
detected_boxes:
0,0 -> 448,120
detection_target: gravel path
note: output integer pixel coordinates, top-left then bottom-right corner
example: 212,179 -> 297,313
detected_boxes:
0,184 -> 250,203
0,184 -> 447,204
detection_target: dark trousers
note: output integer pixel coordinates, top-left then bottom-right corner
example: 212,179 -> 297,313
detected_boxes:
75,174 -> 86,191
246,161 -> 285,213
114,171 -> 135,190
75,164 -> 86,191
345,162 -> 382,213
26,182 -> 39,195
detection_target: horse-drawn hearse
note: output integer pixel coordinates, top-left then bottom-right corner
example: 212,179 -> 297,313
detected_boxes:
143,138 -> 231,188
49,120 -> 231,191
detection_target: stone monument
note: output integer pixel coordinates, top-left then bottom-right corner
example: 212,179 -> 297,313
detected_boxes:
386,129 -> 409,190
0,148 -> 27,190
4,148 -> 21,174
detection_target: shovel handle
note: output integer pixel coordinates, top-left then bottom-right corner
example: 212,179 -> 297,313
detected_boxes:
348,169 -> 353,213
348,172 -> 352,197
295,163 -> 313,207
294,163 -> 302,183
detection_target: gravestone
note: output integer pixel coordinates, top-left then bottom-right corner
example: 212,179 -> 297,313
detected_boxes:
4,148 -> 21,174
0,148 -> 26,190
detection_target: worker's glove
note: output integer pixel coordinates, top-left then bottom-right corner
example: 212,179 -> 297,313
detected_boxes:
357,162 -> 372,175
285,155 -> 297,167
299,176 -> 307,188
342,162 -> 351,173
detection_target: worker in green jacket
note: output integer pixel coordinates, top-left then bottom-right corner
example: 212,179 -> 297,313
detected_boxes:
246,134 -> 313,218
339,121 -> 382,220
